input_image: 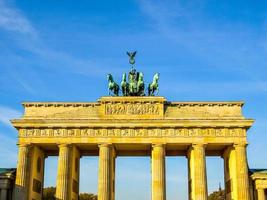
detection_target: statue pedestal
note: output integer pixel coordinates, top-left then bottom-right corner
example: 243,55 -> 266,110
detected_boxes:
98,96 -> 166,119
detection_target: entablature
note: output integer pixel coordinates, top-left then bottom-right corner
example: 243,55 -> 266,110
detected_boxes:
18,97 -> 247,120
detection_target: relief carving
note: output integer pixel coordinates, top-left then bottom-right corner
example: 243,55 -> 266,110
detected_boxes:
105,103 -> 160,115
32,178 -> 42,194
19,128 -> 246,138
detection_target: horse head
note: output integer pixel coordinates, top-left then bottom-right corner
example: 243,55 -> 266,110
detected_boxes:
107,74 -> 114,82
154,73 -> 160,82
138,72 -> 144,82
122,73 -> 127,82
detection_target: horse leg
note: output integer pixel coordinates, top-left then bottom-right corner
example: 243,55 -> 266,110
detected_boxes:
156,87 -> 159,95
152,87 -> 156,96
126,84 -> 129,96
116,85 -> 119,96
114,87 -> 117,96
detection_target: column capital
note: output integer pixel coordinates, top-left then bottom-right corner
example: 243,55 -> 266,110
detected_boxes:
152,143 -> 166,148
233,143 -> 248,148
192,143 -> 207,147
17,143 -> 32,148
58,143 -> 72,148
188,143 -> 207,152
98,143 -> 112,148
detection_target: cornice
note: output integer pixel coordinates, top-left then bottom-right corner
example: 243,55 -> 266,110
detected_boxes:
22,102 -> 99,108
11,118 -> 254,129
167,101 -> 244,107
22,101 -> 244,108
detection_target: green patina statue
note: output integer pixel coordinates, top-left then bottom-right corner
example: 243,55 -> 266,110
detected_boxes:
107,51 -> 159,96
121,73 -> 129,96
107,74 -> 119,96
148,72 -> 159,96
127,51 -> 136,65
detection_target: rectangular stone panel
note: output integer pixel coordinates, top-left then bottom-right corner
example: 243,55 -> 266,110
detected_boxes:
99,96 -> 165,119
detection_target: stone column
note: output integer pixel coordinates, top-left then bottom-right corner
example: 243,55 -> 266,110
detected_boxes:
188,143 -> 208,200
223,147 -> 232,200
28,145 -> 45,200
151,144 -> 166,200
234,143 -> 250,200
14,143 -> 32,200
98,144 -> 113,200
110,146 -> 116,200
0,189 -> 7,200
70,146 -> 80,200
257,189 -> 266,200
55,144 -> 71,200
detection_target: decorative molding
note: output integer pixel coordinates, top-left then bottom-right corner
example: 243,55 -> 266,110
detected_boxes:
23,102 -> 99,108
19,128 -> 246,138
168,102 -> 244,107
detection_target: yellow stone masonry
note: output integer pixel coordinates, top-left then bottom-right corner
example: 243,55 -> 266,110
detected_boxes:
12,96 -> 254,200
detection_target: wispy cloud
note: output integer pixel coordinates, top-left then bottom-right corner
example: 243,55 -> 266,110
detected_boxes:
0,0 -> 120,93
0,0 -> 126,101
0,0 -> 37,37
0,105 -> 21,127
138,0 -> 267,79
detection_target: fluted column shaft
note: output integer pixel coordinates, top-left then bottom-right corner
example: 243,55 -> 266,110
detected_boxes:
56,144 -> 71,200
15,143 -> 31,200
98,144 -> 112,200
0,189 -> 7,200
110,147 -> 116,200
151,144 -> 166,200
234,144 -> 250,200
188,144 -> 208,200
257,189 -> 266,200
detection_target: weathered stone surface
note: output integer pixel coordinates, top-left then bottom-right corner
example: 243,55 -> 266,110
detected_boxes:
11,96 -> 254,200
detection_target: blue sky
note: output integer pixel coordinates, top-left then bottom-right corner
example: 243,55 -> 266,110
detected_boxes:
0,0 -> 267,199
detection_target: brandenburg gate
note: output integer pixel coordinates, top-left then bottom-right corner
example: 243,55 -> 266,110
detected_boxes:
11,52 -> 259,200
12,96 -> 254,200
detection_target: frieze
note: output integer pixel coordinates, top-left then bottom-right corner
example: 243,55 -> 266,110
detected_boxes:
19,128 -> 246,138
105,103 -> 160,115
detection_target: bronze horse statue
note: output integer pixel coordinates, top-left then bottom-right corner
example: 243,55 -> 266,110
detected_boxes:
137,72 -> 145,96
107,74 -> 119,96
121,73 -> 129,96
148,73 -> 159,96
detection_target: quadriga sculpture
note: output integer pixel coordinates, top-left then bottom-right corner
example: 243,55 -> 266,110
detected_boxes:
106,51 -> 159,96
